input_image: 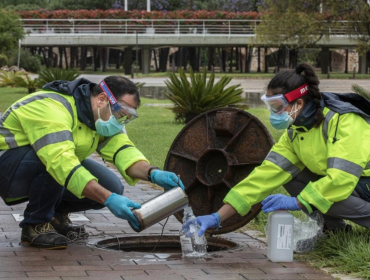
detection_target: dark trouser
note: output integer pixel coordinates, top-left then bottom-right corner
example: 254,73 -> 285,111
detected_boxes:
284,168 -> 370,229
6,148 -> 124,228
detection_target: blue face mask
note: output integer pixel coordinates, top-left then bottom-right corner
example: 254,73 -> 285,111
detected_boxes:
95,107 -> 124,137
269,103 -> 299,130
269,112 -> 293,130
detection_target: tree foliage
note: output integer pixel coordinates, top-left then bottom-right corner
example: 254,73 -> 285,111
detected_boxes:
255,0 -> 370,50
3,0 -> 261,11
0,0 -> 47,8
48,0 -> 114,10
0,10 -> 24,54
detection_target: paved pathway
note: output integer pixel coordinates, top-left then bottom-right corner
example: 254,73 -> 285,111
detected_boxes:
78,75 -> 370,93
0,153 -> 339,280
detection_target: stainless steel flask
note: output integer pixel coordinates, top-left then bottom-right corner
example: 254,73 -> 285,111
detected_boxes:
129,187 -> 189,232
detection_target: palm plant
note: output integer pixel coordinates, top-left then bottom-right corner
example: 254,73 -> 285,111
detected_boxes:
164,67 -> 247,123
14,75 -> 39,94
0,70 -> 27,88
352,84 -> 370,100
37,68 -> 80,88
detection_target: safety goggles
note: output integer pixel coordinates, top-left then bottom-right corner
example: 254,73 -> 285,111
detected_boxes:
261,93 -> 289,114
261,83 -> 309,114
99,81 -> 138,124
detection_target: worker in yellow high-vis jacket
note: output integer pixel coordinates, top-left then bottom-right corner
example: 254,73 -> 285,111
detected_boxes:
183,62 -> 370,239
0,76 -> 184,249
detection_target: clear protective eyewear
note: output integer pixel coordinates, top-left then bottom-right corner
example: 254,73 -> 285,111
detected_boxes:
99,80 -> 138,125
260,93 -> 289,115
111,101 -> 138,125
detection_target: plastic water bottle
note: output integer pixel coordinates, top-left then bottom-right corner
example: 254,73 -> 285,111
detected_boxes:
179,206 -> 207,257
267,211 -> 294,262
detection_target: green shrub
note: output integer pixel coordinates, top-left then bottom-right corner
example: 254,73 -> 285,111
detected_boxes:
37,68 -> 80,88
0,70 -> 27,87
164,67 -> 247,123
0,54 -> 8,67
14,75 -> 39,94
352,84 -> 370,100
7,49 -> 41,73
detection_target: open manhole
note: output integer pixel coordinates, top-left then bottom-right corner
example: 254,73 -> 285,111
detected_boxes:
95,235 -> 239,253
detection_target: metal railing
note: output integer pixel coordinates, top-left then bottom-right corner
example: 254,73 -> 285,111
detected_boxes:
21,19 -> 258,36
21,19 -> 355,37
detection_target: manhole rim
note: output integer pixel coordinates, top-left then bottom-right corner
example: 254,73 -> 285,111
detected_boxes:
92,234 -> 243,253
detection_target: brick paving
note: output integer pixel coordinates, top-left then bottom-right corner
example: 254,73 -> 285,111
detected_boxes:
0,153 -> 337,280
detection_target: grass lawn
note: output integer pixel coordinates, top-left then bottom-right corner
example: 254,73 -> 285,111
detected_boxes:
1,87 -> 369,279
0,88 -> 29,113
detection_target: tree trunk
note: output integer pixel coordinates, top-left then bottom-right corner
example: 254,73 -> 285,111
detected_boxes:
208,47 -> 214,71
257,47 -> 261,72
123,47 -> 133,75
58,47 -> 63,68
80,47 -> 87,71
264,47 -> 269,73
229,47 -> 233,73
245,47 -> 253,73
40,47 -> 48,68
275,48 -> 282,73
235,48 -> 239,71
159,47 -> 170,72
344,49 -> 348,73
221,48 -> 227,72
70,47 -> 75,68
188,47 -> 199,71
48,47 -> 53,68
289,49 -> 298,68
64,47 -> 69,69
99,47 -> 108,72
153,49 -> 159,72
93,47 -> 98,71
182,47 -> 188,70
115,50 -> 121,70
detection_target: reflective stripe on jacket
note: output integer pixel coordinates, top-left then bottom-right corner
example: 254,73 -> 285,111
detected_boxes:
0,90 -> 148,198
223,107 -> 370,215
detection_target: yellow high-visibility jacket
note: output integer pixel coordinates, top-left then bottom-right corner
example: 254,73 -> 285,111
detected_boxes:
224,105 -> 370,215
0,88 -> 148,198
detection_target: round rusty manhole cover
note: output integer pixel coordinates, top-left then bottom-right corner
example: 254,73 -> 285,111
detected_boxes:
164,107 -> 274,235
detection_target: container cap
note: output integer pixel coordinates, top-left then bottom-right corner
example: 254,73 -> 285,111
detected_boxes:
164,108 -> 274,235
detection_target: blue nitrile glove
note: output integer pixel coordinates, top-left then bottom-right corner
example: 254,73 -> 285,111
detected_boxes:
182,213 -> 221,237
151,170 -> 185,190
261,194 -> 301,213
104,193 -> 141,229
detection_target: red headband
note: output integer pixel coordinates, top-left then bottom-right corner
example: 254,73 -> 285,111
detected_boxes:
284,83 -> 309,102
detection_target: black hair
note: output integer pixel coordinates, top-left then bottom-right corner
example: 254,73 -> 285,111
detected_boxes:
91,75 -> 141,107
267,62 -> 323,127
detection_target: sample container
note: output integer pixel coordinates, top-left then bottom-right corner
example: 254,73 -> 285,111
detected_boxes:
129,187 -> 189,232
267,211 -> 294,262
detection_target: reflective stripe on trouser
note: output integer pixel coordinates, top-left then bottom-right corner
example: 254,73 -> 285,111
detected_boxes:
0,150 -> 6,158
284,167 -> 370,229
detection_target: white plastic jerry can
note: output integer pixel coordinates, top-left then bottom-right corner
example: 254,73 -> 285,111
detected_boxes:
267,211 -> 294,262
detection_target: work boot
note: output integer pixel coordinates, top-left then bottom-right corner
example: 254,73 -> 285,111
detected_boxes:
51,213 -> 88,241
21,222 -> 67,249
323,223 -> 353,235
